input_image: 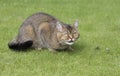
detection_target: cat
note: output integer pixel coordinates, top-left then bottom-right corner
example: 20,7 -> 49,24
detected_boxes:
8,12 -> 80,52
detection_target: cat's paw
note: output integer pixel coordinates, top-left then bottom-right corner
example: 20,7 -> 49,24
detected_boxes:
68,46 -> 74,51
35,47 -> 42,51
48,48 -> 57,53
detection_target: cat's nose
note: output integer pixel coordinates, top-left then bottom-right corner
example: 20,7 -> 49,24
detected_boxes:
72,38 -> 75,41
68,38 -> 75,42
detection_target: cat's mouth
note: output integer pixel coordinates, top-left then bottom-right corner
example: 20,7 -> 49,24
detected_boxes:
65,41 -> 74,45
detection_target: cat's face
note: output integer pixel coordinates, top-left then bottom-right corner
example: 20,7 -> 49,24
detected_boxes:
56,21 -> 80,45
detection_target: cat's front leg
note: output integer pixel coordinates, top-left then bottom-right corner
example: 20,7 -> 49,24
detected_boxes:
67,46 -> 74,51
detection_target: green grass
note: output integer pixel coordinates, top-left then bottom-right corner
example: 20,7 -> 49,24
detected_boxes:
0,0 -> 120,76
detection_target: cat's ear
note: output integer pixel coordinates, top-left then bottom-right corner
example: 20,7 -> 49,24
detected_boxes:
73,20 -> 79,29
56,21 -> 63,32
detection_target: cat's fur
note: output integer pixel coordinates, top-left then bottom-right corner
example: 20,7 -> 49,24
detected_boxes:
8,12 -> 80,52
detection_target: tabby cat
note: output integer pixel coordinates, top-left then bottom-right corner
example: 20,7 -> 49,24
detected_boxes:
8,12 -> 80,52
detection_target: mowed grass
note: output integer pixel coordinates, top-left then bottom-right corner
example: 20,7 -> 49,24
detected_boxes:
0,0 -> 120,76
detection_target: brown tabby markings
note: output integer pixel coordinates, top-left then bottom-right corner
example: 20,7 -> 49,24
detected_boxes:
8,12 -> 80,52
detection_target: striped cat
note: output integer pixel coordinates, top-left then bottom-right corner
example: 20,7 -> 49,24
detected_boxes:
8,12 -> 80,52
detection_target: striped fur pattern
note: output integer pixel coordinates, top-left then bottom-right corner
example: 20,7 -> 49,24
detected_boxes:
8,12 -> 80,51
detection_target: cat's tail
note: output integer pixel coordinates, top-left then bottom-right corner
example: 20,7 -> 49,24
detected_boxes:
8,38 -> 33,51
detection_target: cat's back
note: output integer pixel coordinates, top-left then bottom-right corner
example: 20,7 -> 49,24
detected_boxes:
23,12 -> 57,26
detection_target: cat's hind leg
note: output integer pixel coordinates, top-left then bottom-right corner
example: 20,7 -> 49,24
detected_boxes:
8,25 -> 34,51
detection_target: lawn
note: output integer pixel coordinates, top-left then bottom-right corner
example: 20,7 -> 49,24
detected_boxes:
0,0 -> 120,76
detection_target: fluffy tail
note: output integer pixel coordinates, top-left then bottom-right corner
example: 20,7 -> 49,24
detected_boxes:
8,38 -> 33,51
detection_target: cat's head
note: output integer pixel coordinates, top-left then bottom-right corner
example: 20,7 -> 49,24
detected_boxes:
56,21 -> 80,45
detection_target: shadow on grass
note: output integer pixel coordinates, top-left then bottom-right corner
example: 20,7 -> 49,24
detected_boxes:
65,41 -> 86,55
8,41 -> 86,54
9,48 -> 34,53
